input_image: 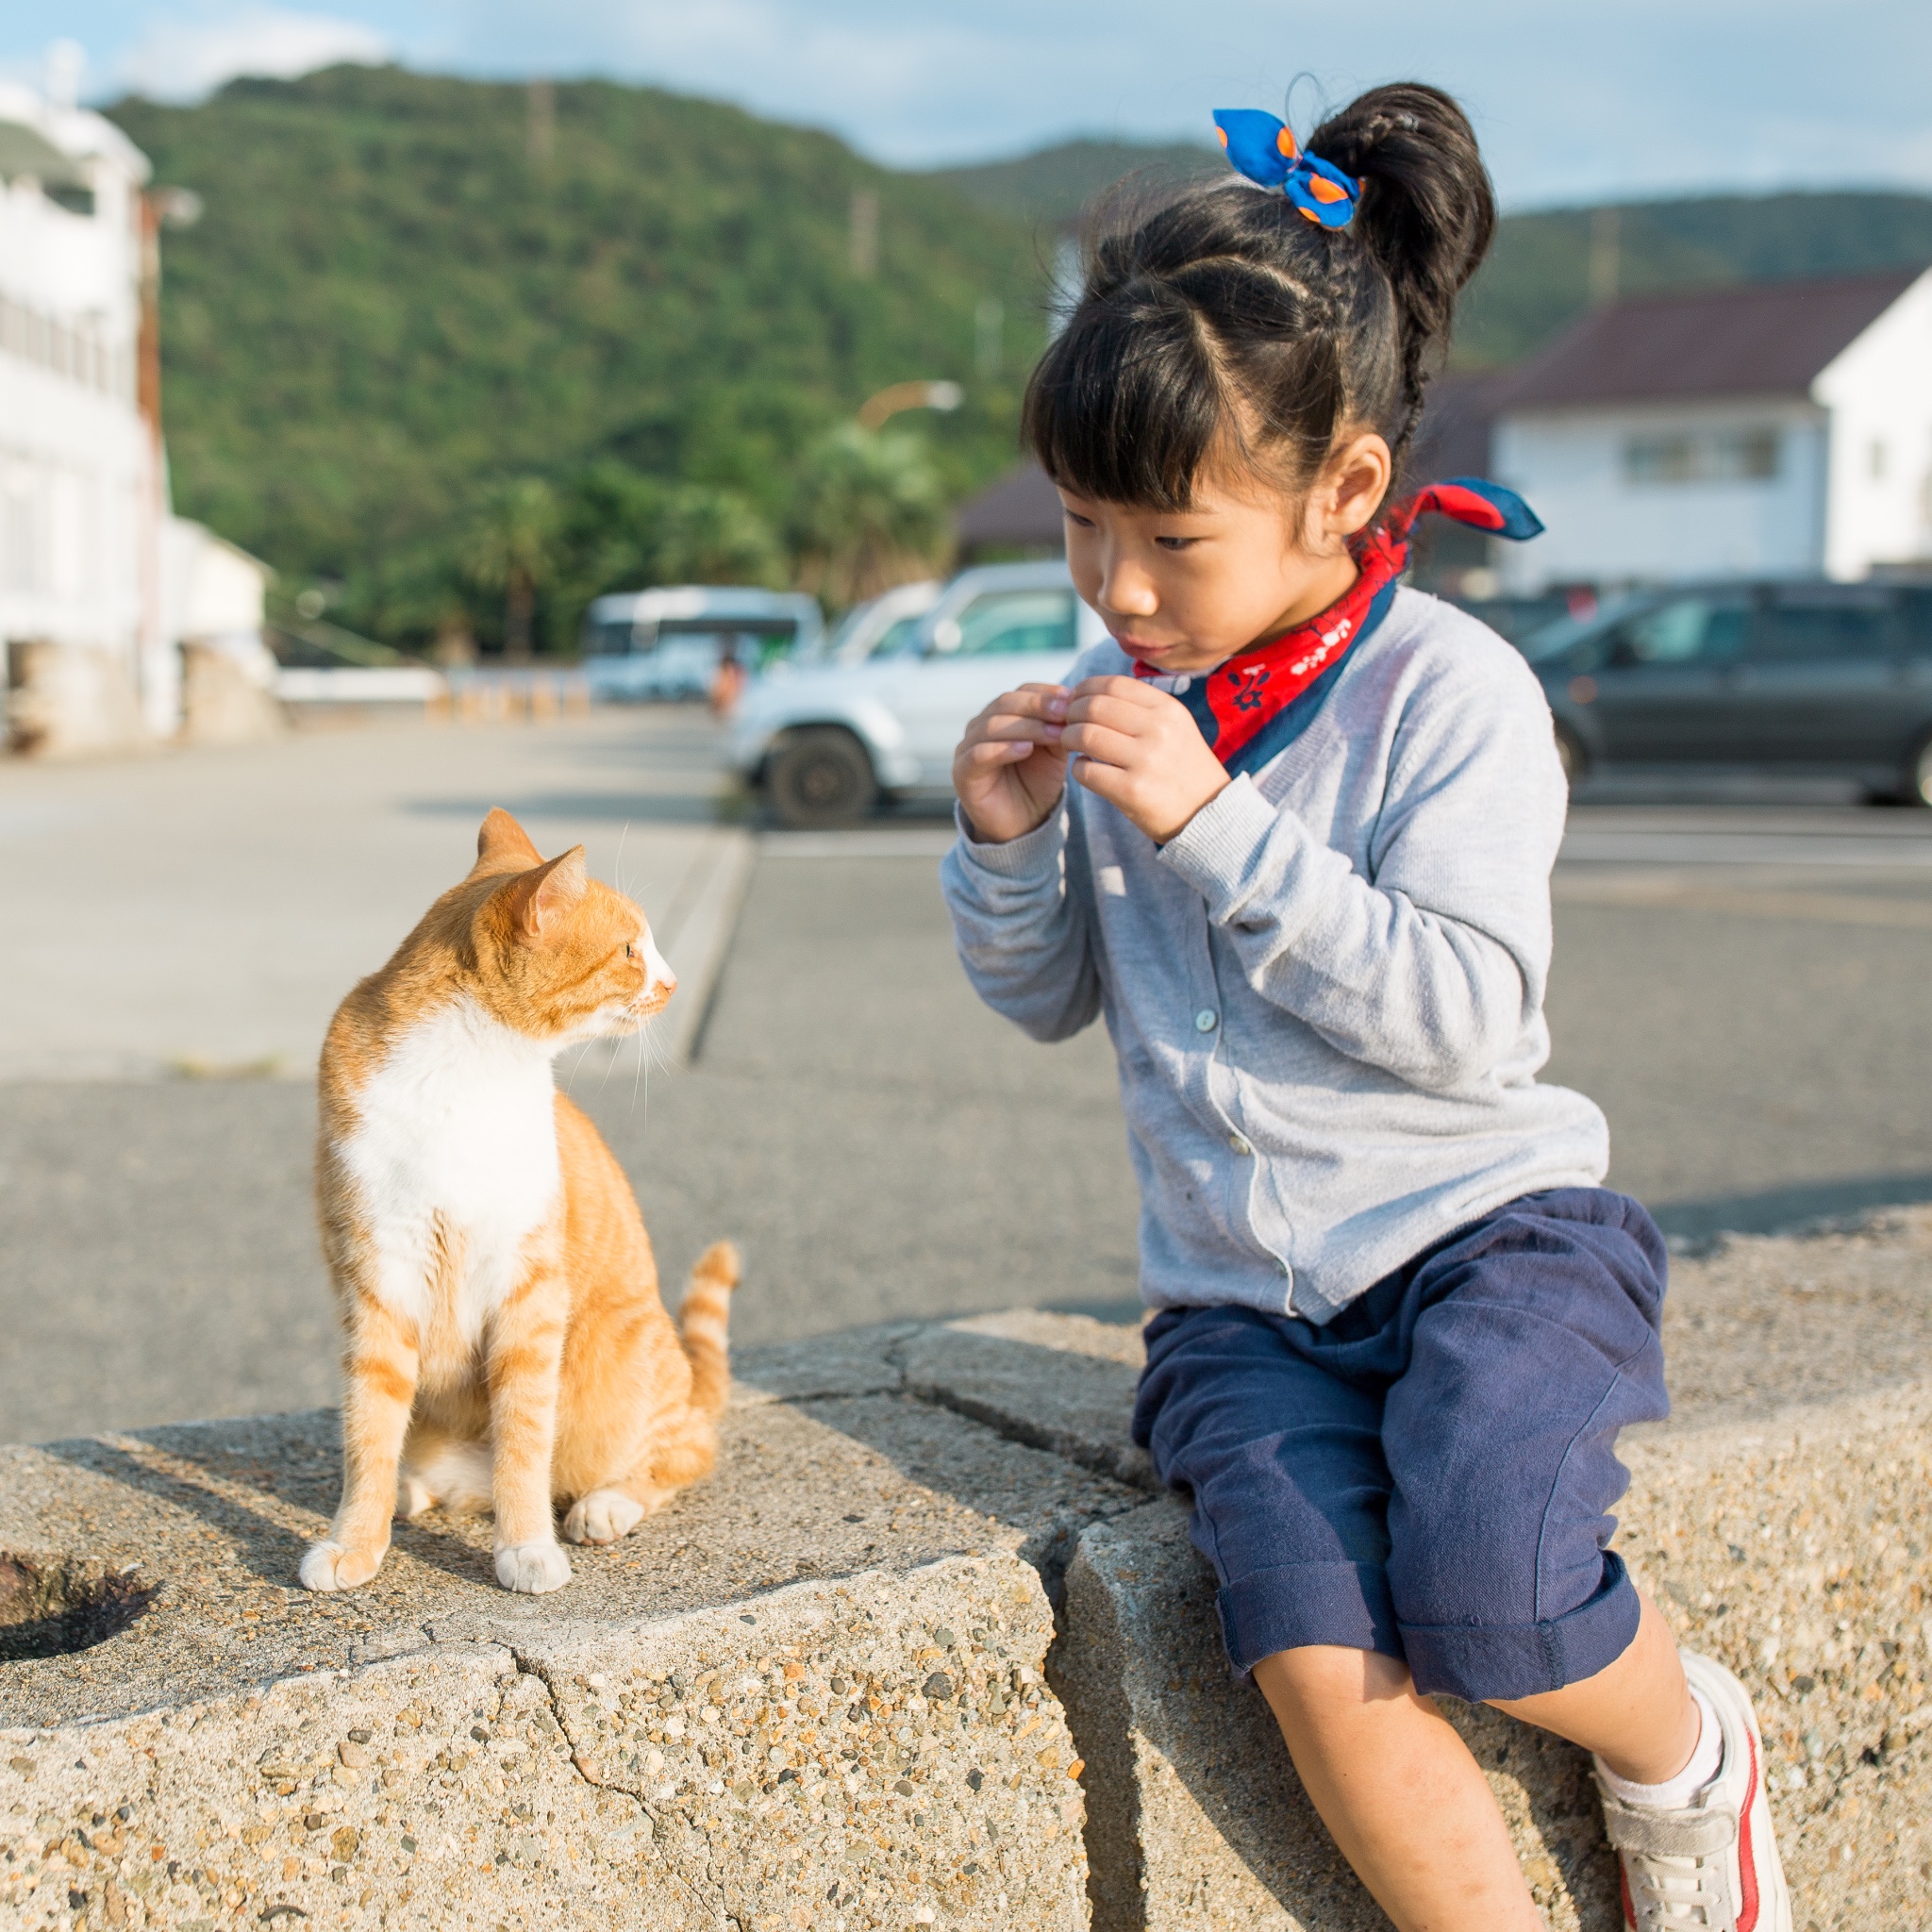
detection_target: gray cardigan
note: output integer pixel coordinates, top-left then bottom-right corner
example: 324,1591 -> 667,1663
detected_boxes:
939,587 -> 1609,1324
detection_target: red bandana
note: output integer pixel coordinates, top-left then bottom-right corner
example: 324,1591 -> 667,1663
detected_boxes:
1129,478 -> 1542,770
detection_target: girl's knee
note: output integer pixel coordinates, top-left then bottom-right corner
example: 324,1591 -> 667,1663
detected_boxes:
1253,1643 -> 1417,1724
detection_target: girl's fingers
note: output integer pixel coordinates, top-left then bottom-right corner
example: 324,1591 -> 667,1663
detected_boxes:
961,738 -> 1043,766
1064,695 -> 1161,739
1071,674 -> 1160,708
1070,756 -> 1131,806
976,685 -> 1069,724
1059,720 -> 1138,766
976,712 -> 1064,743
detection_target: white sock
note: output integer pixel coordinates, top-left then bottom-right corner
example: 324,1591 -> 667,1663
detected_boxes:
1597,1686 -> 1723,1810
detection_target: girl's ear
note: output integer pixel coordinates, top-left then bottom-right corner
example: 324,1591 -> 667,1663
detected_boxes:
1311,431 -> 1393,543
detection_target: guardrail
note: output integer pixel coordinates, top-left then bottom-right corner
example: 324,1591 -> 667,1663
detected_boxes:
268,667 -> 593,726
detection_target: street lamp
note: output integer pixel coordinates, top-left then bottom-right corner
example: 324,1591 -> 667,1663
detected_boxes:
857,380 -> 964,431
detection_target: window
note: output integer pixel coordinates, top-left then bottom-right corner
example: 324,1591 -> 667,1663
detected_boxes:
1610,597 -> 1749,666
1748,590 -> 1895,663
948,591 -> 1076,657
868,614 -> 924,658
1899,591 -> 1932,658
1624,428 -> 1781,486
582,620 -> 635,657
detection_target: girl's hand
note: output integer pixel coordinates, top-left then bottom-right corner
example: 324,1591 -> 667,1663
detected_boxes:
1063,675 -> 1230,843
953,683 -> 1073,843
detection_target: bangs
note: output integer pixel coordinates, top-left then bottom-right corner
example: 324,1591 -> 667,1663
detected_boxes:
1022,289 -> 1229,513
1022,180 -> 1367,513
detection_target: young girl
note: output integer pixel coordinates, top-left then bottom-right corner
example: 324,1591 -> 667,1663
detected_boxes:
941,81 -> 1790,1932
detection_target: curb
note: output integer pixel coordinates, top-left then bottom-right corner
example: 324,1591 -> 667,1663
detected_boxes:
652,825 -> 755,1066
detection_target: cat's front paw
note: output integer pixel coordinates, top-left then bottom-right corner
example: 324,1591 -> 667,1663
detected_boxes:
495,1540 -> 572,1594
299,1539 -> 385,1591
562,1489 -> 647,1546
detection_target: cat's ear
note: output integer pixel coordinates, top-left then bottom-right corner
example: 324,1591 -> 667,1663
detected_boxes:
472,808 -> 542,876
502,846 -> 589,941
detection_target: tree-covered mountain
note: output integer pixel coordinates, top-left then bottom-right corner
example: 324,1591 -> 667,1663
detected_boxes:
1457,191 -> 1932,366
927,138 -> 1222,225
110,65 -> 1049,647
108,75 -> 1932,652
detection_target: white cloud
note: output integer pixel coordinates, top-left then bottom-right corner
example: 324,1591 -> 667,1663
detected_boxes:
114,7 -> 391,103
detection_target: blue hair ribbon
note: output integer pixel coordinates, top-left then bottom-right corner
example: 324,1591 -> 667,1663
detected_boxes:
1212,108 -> 1359,229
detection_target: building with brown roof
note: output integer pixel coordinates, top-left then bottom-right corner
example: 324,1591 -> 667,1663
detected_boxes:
1484,270 -> 1932,591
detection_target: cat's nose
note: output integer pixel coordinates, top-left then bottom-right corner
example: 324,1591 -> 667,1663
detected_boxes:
642,933 -> 675,997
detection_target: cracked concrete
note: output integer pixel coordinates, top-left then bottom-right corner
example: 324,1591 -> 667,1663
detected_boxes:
7,1217 -> 1932,1930
1,1336 -> 1132,1930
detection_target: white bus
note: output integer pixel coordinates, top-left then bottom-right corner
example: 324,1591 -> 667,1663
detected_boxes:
580,586 -> 824,702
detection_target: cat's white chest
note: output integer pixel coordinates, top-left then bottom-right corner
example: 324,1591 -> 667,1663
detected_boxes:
339,998 -> 561,1337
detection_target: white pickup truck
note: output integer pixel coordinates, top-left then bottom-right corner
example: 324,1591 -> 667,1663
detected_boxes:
726,561 -> 1109,827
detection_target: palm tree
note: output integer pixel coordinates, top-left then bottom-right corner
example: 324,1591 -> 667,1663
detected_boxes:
653,486 -> 784,587
786,425 -> 950,609
459,476 -> 560,658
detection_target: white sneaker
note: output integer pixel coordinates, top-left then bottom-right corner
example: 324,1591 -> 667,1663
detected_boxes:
1592,1651 -> 1793,1931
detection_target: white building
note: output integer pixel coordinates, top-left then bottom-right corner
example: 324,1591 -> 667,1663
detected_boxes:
0,80 -> 270,747
1488,270 -> 1932,592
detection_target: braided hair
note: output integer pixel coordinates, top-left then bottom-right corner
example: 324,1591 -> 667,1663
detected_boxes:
1023,83 -> 1494,516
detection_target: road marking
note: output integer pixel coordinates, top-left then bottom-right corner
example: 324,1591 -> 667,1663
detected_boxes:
1554,874 -> 1932,927
1560,831 -> 1932,868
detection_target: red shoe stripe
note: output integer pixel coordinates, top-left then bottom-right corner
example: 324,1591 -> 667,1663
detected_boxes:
1620,1864 -> 1637,1929
1738,1728 -> 1760,1932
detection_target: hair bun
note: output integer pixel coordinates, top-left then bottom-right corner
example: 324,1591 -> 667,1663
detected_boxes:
1308,83 -> 1495,429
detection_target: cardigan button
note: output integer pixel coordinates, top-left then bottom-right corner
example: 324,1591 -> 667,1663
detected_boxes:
1194,1008 -> 1219,1033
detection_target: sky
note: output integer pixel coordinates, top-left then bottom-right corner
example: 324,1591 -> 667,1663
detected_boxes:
8,1 -> 1932,209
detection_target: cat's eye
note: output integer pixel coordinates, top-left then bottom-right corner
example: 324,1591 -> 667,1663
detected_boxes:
625,942 -> 636,959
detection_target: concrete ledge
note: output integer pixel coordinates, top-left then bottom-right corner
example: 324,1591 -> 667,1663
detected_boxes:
5,1211 -> 1932,1928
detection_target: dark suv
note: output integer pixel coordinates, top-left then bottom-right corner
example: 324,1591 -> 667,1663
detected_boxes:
1524,580 -> 1932,802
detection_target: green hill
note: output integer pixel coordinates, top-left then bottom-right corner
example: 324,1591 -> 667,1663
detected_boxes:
927,138 -> 1221,226
109,66 -> 1048,647
1457,192 -> 1932,366
935,136 -> 1932,370
107,78 -> 1932,650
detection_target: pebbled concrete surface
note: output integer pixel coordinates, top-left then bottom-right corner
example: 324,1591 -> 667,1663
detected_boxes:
6,1208 -> 1930,1929
0,1356 -> 1129,1930
0,1567 -> 1091,1932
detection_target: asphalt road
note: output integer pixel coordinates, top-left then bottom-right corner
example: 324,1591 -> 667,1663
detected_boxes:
6,717 -> 1932,1441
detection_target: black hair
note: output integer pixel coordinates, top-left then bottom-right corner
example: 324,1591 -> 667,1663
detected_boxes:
1023,82 -> 1495,515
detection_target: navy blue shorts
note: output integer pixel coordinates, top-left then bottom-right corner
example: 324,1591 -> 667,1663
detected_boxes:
1132,1189 -> 1668,1704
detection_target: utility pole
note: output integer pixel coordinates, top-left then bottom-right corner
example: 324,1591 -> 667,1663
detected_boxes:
974,297 -> 1004,381
849,190 -> 879,279
527,79 -> 555,165
1589,206 -> 1621,308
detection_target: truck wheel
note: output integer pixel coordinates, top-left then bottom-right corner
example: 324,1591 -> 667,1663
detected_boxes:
1554,723 -> 1588,788
1901,731 -> 1932,808
765,728 -> 878,829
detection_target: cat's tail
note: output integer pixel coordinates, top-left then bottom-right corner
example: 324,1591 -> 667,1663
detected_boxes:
677,1240 -> 740,1419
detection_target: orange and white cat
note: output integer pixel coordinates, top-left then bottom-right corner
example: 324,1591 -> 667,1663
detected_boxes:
300,808 -> 738,1596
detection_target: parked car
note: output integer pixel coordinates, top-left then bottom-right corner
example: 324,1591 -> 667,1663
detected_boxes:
581,587 -> 824,702
1524,579 -> 1932,800
812,579 -> 943,665
728,560 -> 1111,826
